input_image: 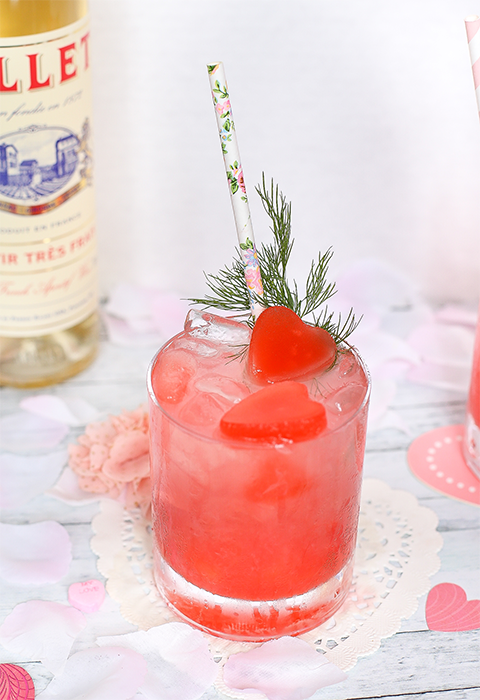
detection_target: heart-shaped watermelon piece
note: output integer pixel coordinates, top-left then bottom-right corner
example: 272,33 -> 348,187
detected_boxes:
220,380 -> 327,441
247,306 -> 337,383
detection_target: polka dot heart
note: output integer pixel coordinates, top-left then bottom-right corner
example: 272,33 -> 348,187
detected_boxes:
0,664 -> 35,700
408,424 -> 479,506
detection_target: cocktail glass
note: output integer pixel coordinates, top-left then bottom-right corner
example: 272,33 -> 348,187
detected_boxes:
147,310 -> 370,641
463,305 -> 480,478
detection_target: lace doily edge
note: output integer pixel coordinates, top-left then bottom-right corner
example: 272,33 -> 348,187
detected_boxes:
90,478 -> 443,673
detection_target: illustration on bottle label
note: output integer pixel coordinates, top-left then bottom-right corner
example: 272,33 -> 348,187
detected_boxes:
0,119 -> 92,215
0,17 -> 98,338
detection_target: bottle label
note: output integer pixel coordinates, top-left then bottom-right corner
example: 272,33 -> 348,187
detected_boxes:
0,17 -> 97,337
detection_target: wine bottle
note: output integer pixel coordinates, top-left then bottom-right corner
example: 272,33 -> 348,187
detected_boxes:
0,0 -> 99,388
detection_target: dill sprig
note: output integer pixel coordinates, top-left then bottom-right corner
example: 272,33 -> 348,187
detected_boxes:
189,175 -> 361,344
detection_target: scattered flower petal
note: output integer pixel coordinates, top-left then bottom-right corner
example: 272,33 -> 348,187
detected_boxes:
149,292 -> 190,339
0,450 -> 68,509
104,283 -> 158,323
435,304 -> 478,329
0,411 -> 68,453
0,601 -> 86,674
46,466 -> 102,504
367,378 -> 402,434
38,646 -> 147,699
0,521 -> 72,584
407,361 -> 472,393
406,321 -> 476,392
351,329 -> 419,374
408,323 -> 475,368
20,395 -> 102,427
101,311 -> 163,347
103,284 -> 188,347
223,636 -> 347,700
97,622 -> 218,700
335,258 -> 420,315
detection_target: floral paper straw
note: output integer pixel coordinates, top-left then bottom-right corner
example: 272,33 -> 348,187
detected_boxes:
465,15 -> 480,118
207,62 -> 264,319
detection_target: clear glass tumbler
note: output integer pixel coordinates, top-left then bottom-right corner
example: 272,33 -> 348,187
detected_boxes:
463,305 -> 480,479
147,310 -> 370,641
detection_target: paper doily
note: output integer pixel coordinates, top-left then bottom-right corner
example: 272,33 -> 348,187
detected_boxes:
91,478 -> 442,697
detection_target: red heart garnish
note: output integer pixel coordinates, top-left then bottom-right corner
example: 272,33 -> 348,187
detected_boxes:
0,664 -> 35,700
247,306 -> 337,383
220,380 -> 327,441
426,583 -> 480,631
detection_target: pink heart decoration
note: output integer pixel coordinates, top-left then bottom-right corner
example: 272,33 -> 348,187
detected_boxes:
407,424 -> 480,506
0,664 -> 35,700
68,579 -> 105,613
426,583 -> 480,632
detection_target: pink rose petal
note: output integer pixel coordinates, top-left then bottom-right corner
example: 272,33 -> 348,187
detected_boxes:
0,521 -> 72,584
351,329 -> 419,373
407,360 -> 472,393
223,636 -> 347,700
46,466 -> 103,504
0,450 -> 68,509
97,622 -> 218,700
335,258 -> 419,313
150,292 -> 190,339
102,311 -> 163,347
435,305 -> 478,329
104,283 -> 155,322
20,395 -> 101,427
103,284 -> 188,346
0,411 -> 68,453
0,600 -> 86,674
38,646 -> 147,700
408,323 -> 475,368
367,377 -> 400,433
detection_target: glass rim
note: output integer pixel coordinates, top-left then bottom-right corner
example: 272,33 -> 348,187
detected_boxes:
146,333 -> 371,447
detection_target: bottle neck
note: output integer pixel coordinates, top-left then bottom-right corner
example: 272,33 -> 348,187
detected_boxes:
0,0 -> 88,38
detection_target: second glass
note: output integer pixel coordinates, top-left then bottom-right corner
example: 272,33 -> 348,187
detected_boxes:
463,304 -> 480,478
147,310 -> 370,641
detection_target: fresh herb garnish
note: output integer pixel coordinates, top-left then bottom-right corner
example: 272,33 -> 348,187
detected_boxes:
189,175 -> 361,345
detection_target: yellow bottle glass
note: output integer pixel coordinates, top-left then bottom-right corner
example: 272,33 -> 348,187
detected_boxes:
0,0 -> 99,388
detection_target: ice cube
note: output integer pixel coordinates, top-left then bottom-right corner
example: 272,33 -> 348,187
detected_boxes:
336,351 -> 357,377
184,310 -> 251,346
323,384 -> 367,424
194,374 -> 250,403
179,392 -> 229,428
175,337 -> 219,357
152,349 -> 197,403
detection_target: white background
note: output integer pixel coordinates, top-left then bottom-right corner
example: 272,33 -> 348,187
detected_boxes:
89,0 -> 480,306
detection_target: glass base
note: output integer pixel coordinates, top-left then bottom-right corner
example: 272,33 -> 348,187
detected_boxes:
154,552 -> 354,642
463,412 -> 480,480
0,312 -> 99,388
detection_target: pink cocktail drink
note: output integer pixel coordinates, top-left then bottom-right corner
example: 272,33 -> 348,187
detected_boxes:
464,306 -> 480,478
147,309 -> 370,641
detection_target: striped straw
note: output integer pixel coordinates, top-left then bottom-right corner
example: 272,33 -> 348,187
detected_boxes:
207,62 -> 264,320
465,15 -> 480,118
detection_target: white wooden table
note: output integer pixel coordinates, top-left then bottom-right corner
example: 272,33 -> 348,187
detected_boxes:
1,328 -> 479,699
